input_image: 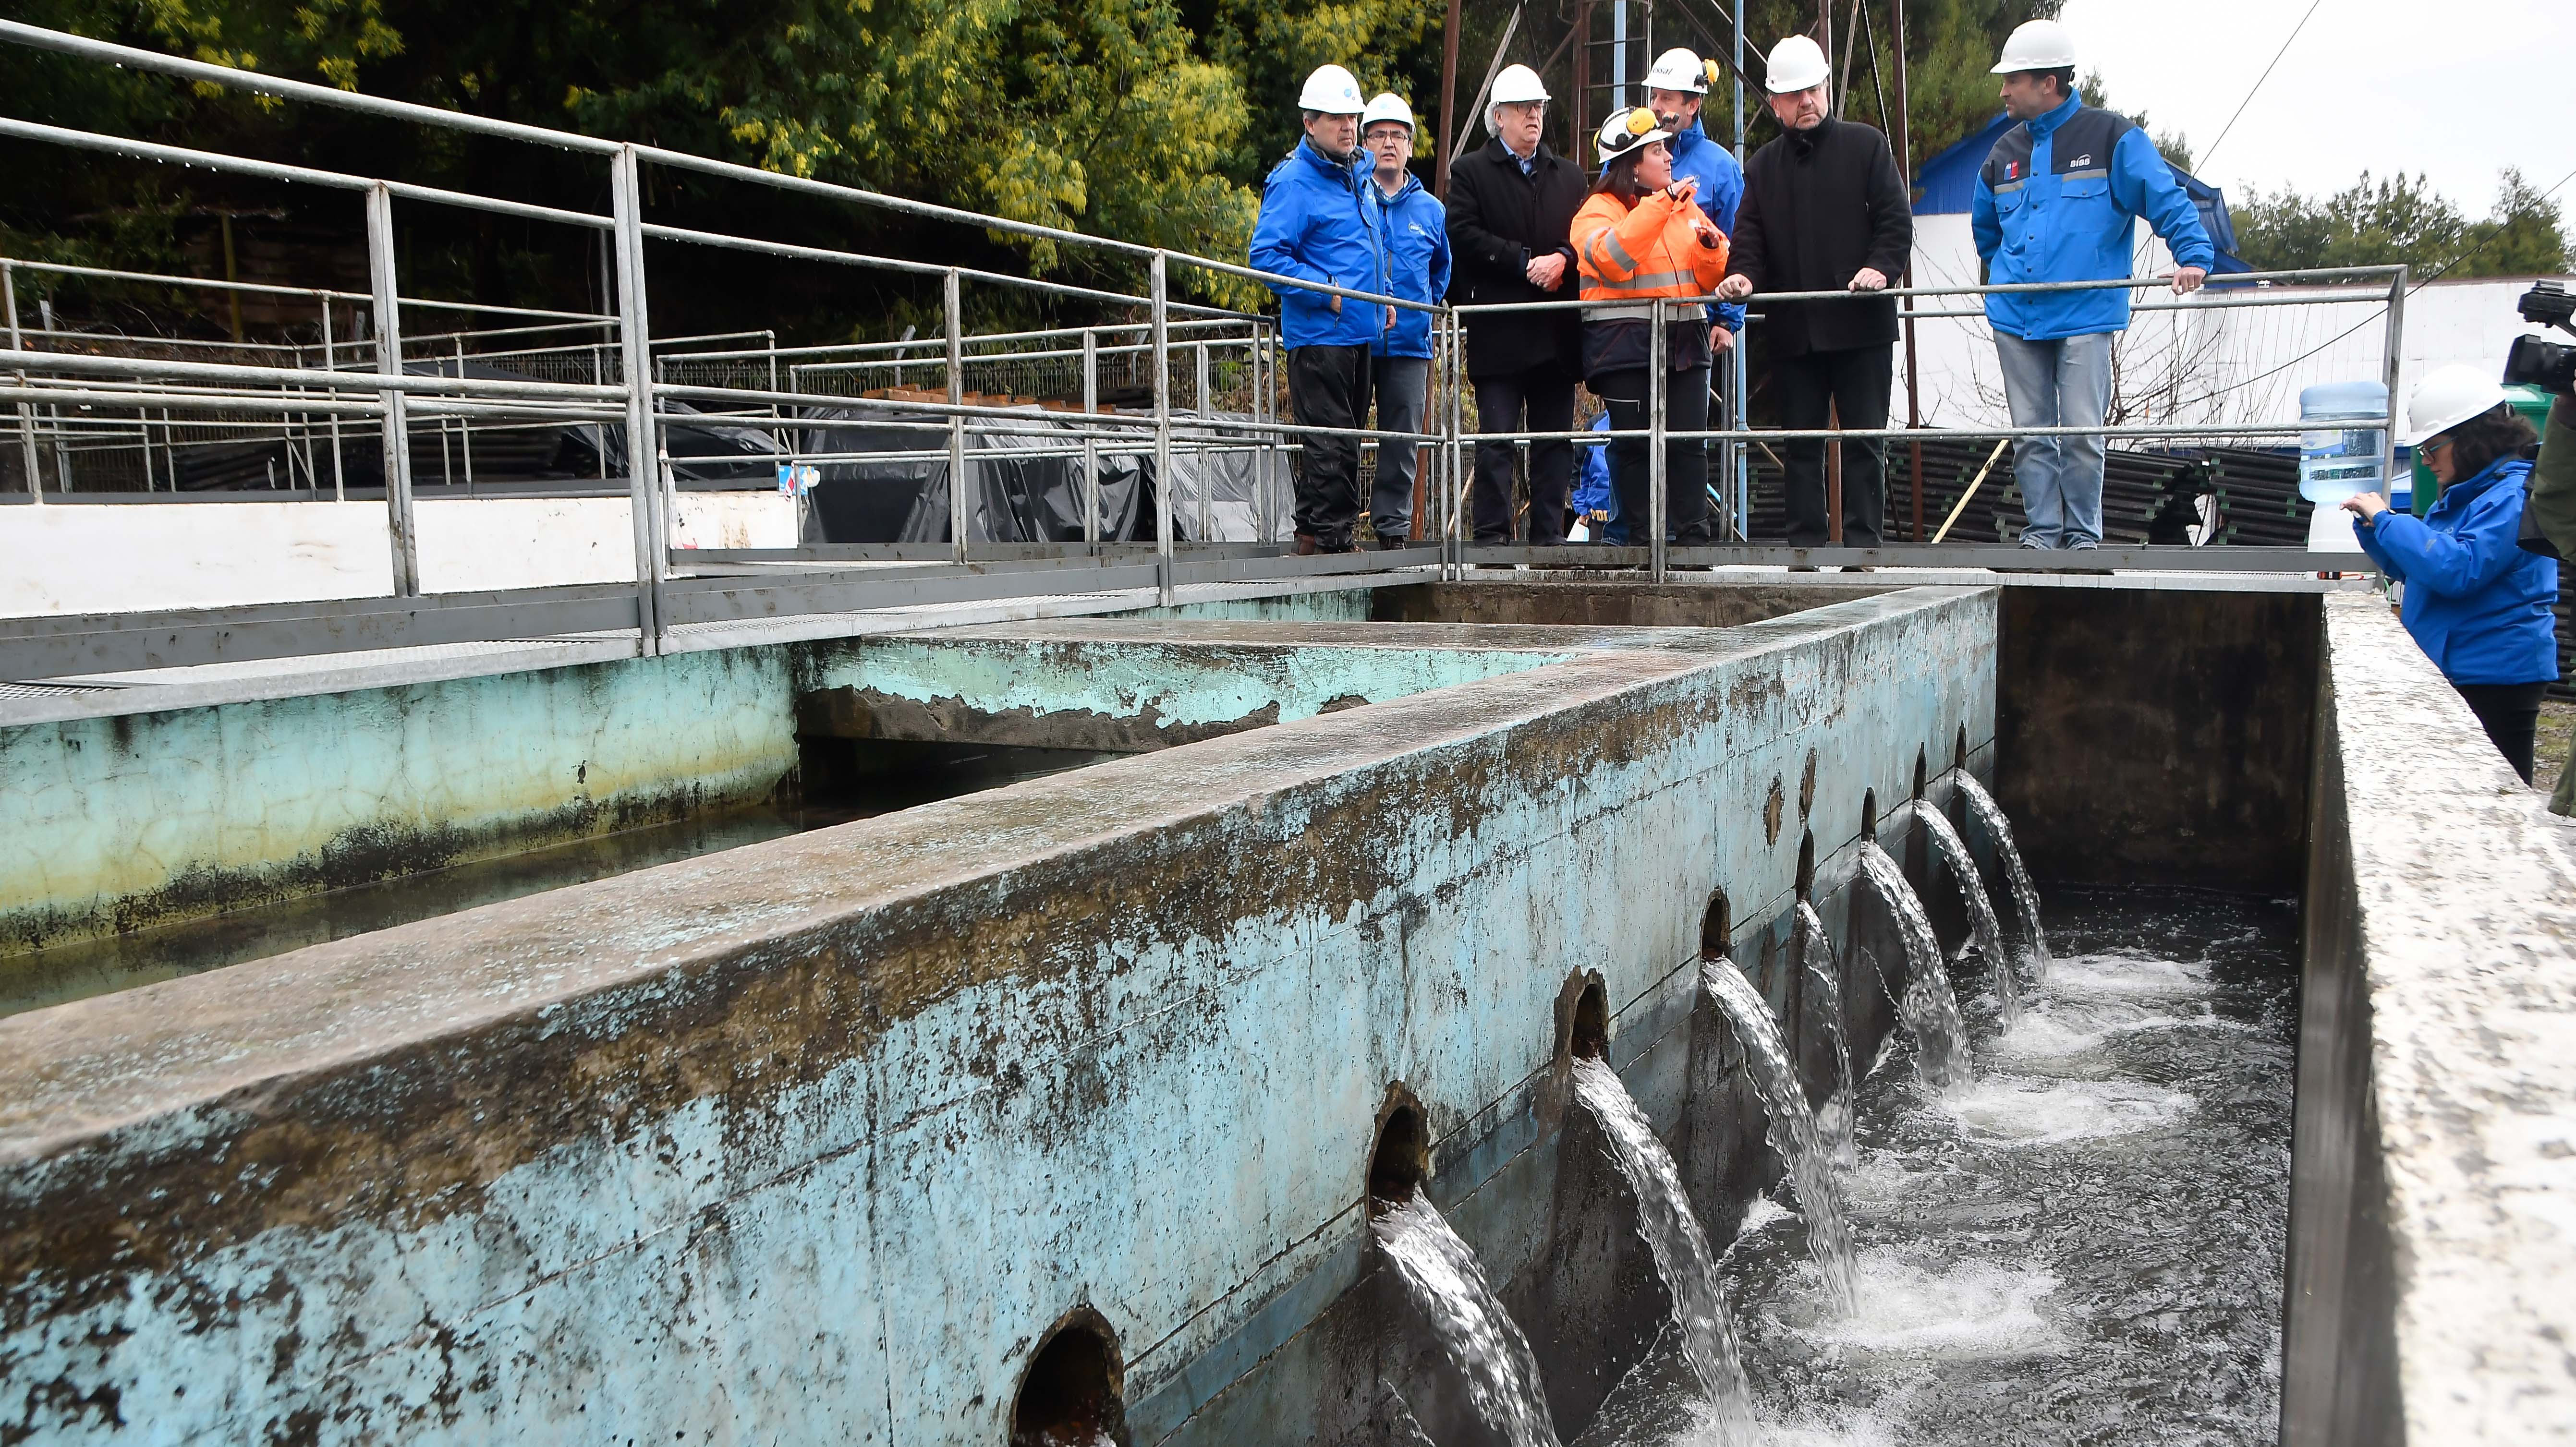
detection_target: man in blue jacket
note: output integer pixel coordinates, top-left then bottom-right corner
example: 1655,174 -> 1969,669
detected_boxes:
1251,64 -> 1391,554
1361,92 -> 1450,548
1644,48 -> 1748,350
1972,19 -> 2214,552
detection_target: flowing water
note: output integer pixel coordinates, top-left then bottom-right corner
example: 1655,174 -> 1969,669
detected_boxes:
1714,889 -> 2298,1447
1853,844 -> 1970,1092
1696,971 -> 1858,1316
1374,1189 -> 1563,1447
1955,775 -> 2052,984
1795,902 -> 1858,1172
1572,1057 -> 1760,1438
1913,808 -> 2020,1034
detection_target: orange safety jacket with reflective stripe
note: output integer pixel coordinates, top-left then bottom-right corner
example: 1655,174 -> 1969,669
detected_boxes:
1572,189 -> 1731,322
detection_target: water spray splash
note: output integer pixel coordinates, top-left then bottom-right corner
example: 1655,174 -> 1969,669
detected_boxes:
1794,902 -> 1858,1171
1915,805 -> 2021,1033
1856,843 -> 1972,1091
1569,1057 -> 1762,1436
1373,1190 -> 1562,1447
1955,774 -> 2052,984
1693,970 -> 1859,1316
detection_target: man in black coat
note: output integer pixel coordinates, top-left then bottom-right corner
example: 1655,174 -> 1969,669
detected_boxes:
1715,35 -> 1913,550
1444,64 -> 1590,544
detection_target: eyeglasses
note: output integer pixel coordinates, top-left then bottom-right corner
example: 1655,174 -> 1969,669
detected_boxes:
2419,437 -> 2453,457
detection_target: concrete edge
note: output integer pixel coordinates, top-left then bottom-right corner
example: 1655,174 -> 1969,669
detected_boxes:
2307,591 -> 2576,1441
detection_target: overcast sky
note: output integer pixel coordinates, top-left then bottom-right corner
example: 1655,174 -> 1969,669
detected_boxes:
2055,0 -> 2574,218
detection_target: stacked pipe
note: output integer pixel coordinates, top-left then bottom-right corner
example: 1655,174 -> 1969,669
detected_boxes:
1738,441 -> 2316,549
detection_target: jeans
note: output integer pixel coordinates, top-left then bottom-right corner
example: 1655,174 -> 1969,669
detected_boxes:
1594,364 -> 1716,546
1993,330 -> 2115,549
1288,343 -> 1372,548
2456,680 -> 2549,784
1470,363 -> 1578,543
1774,345 -> 1891,548
1371,354 -> 1428,543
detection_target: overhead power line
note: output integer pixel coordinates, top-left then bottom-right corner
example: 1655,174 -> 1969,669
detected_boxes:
2199,0 -> 2326,172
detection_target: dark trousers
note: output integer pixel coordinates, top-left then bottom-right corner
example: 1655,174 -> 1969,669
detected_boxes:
1775,344 -> 1892,548
1594,365 -> 1716,546
1288,344 -> 1371,548
1470,363 -> 1577,543
1371,354 -> 1428,543
2457,680 -> 2549,784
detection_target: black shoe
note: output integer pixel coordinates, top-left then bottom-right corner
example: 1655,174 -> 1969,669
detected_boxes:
1376,536 -> 1411,551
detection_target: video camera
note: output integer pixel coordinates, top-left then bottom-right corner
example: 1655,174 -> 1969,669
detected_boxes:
2504,280 -> 2576,394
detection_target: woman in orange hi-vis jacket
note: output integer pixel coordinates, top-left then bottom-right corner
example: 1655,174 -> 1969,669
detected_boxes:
1572,107 -> 1731,546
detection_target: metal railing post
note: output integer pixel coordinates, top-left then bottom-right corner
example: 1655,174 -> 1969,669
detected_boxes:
1081,326 -> 1100,544
1649,298 -> 1667,581
1449,307 -> 1467,579
1195,338 -> 1212,543
1151,251 -> 1174,604
609,146 -> 665,651
945,267 -> 967,563
319,299 -> 345,500
364,183 -> 420,594
454,336 -> 474,494
4,261 -> 40,504
2380,266 -> 2408,501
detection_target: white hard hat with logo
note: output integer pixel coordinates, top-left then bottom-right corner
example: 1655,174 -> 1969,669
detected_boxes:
1595,107 -> 1671,166
1361,93 -> 1417,133
1764,35 -> 1830,94
2404,364 -> 2510,446
1300,64 -> 1366,114
1490,64 -> 1551,106
1991,19 -> 2077,74
1644,47 -> 1716,96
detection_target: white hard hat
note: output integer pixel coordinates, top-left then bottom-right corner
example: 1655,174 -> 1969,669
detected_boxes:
1644,47 -> 1715,96
1596,107 -> 1670,167
1764,35 -> 1830,94
1361,93 -> 1417,133
1490,63 -> 1550,106
1991,19 -> 2077,74
1299,64 -> 1366,115
2404,364 -> 2510,446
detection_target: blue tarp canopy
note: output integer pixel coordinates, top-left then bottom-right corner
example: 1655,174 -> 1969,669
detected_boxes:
1913,110 -> 2248,272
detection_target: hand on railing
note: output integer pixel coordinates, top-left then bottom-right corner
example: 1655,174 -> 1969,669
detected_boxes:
1714,275 -> 1753,302
1847,268 -> 1888,292
2166,266 -> 2208,296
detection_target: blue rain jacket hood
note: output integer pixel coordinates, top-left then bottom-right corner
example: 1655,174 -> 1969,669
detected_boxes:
1970,96 -> 2216,341
1664,120 -> 1747,336
1251,139 -> 1391,349
1368,169 -> 1452,360
2355,454 -> 2561,686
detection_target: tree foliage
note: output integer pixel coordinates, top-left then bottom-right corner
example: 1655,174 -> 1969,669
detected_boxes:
0,0 -> 2086,335
2232,169 -> 2574,279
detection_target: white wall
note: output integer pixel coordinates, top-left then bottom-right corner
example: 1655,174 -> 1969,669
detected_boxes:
0,493 -> 800,618
1897,213 -> 2570,435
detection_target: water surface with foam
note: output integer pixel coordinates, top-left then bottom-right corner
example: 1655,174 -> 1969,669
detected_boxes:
1587,888 -> 2295,1447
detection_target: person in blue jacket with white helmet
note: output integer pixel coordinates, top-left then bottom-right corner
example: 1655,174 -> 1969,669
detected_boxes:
1642,49 -> 1748,350
1251,64 -> 1392,554
1360,92 -> 1450,548
2345,364 -> 2560,783
1973,18 -> 2215,552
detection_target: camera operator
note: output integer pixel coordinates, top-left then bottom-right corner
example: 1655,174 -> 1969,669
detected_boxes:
2510,285 -> 2576,814
2344,364 -> 2559,784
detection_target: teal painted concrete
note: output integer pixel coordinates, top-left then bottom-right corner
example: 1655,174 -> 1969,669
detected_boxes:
0,587 -> 2000,1444
0,648 -> 799,953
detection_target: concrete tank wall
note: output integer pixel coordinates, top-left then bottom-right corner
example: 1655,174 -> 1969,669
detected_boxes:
0,587 -> 1998,1444
2284,592 -> 2576,1446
